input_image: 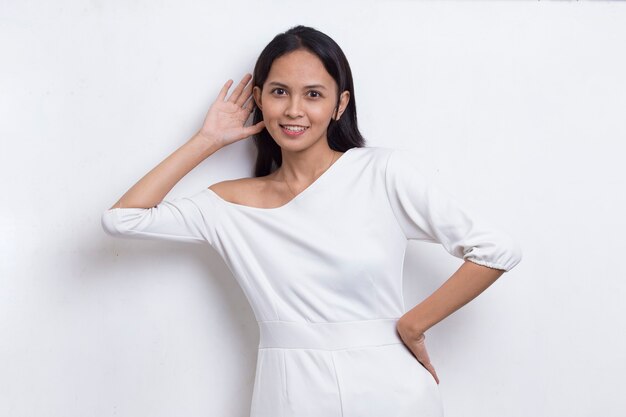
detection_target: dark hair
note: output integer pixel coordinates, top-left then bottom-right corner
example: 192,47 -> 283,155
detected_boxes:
250,25 -> 367,177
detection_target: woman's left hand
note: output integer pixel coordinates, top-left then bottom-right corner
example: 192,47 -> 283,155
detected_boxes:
396,320 -> 440,385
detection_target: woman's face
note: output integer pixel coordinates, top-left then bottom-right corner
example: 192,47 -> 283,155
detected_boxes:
253,49 -> 350,152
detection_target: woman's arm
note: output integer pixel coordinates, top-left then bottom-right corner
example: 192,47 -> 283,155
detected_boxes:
383,147 -> 522,383
396,261 -> 505,385
102,74 -> 265,245
397,260 -> 505,337
109,134 -> 221,210
108,73 -> 264,210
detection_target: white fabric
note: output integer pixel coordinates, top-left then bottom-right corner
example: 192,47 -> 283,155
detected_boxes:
101,146 -> 522,417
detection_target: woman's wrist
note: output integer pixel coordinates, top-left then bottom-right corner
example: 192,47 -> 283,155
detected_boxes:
396,316 -> 426,340
188,131 -> 223,158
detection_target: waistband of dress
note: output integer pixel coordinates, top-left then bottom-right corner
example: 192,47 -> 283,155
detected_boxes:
257,318 -> 403,350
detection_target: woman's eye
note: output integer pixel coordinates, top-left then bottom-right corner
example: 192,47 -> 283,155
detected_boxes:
271,88 -> 321,98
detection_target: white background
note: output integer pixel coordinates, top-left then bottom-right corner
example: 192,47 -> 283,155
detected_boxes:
2,1 -> 625,416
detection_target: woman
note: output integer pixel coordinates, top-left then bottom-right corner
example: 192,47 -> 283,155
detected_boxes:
102,25 -> 522,417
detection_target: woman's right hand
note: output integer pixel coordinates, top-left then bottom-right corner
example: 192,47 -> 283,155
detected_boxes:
196,73 -> 266,147
397,321 -> 440,385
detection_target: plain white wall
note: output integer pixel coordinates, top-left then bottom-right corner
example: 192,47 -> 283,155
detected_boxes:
2,1 -> 625,416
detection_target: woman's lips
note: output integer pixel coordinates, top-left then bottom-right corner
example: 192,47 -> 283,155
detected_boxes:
280,125 -> 309,137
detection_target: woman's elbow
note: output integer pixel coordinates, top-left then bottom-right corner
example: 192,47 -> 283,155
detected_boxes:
500,236 -> 523,272
101,209 -> 123,237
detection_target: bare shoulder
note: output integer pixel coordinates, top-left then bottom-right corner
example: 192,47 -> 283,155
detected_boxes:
208,178 -> 255,202
208,176 -> 275,206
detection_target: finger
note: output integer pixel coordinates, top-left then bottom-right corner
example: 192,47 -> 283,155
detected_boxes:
245,120 -> 265,135
218,79 -> 233,102
423,362 -> 439,384
236,80 -> 254,107
417,348 -> 431,364
242,96 -> 256,112
228,73 -> 252,104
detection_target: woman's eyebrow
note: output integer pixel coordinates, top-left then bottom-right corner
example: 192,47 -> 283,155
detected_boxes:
268,81 -> 327,90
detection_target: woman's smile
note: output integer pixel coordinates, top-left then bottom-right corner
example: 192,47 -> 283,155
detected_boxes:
280,124 -> 309,136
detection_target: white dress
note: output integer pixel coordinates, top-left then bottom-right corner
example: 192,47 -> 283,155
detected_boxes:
101,146 -> 522,417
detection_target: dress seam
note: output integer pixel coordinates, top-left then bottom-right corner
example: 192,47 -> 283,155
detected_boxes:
257,317 -> 400,324
330,351 -> 345,417
399,244 -> 408,314
258,341 -> 403,352
281,350 -> 289,404
250,349 -> 266,417
382,148 -> 410,241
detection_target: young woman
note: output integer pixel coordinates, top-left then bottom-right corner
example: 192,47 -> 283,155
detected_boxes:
102,25 -> 522,417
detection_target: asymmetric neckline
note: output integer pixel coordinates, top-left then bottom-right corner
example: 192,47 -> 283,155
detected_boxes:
206,147 -> 357,212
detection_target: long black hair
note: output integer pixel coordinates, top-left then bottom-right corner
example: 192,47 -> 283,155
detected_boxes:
250,25 -> 367,177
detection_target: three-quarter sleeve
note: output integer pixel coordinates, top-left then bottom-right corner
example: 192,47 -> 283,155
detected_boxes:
383,148 -> 522,272
101,188 -> 219,247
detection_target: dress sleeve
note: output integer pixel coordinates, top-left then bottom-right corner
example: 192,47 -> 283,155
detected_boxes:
100,188 -> 219,247
383,148 -> 522,272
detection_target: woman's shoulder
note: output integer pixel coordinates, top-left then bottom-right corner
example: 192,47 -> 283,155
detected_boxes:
208,177 -> 270,206
349,145 -> 395,156
354,145 -> 422,164
347,145 -> 397,165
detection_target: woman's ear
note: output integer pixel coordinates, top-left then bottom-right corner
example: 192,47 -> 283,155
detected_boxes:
335,90 -> 350,120
253,86 -> 262,110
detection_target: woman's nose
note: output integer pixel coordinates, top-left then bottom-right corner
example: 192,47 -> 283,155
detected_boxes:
285,99 -> 304,117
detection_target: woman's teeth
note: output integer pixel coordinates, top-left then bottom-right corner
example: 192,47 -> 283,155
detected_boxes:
282,125 -> 307,131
